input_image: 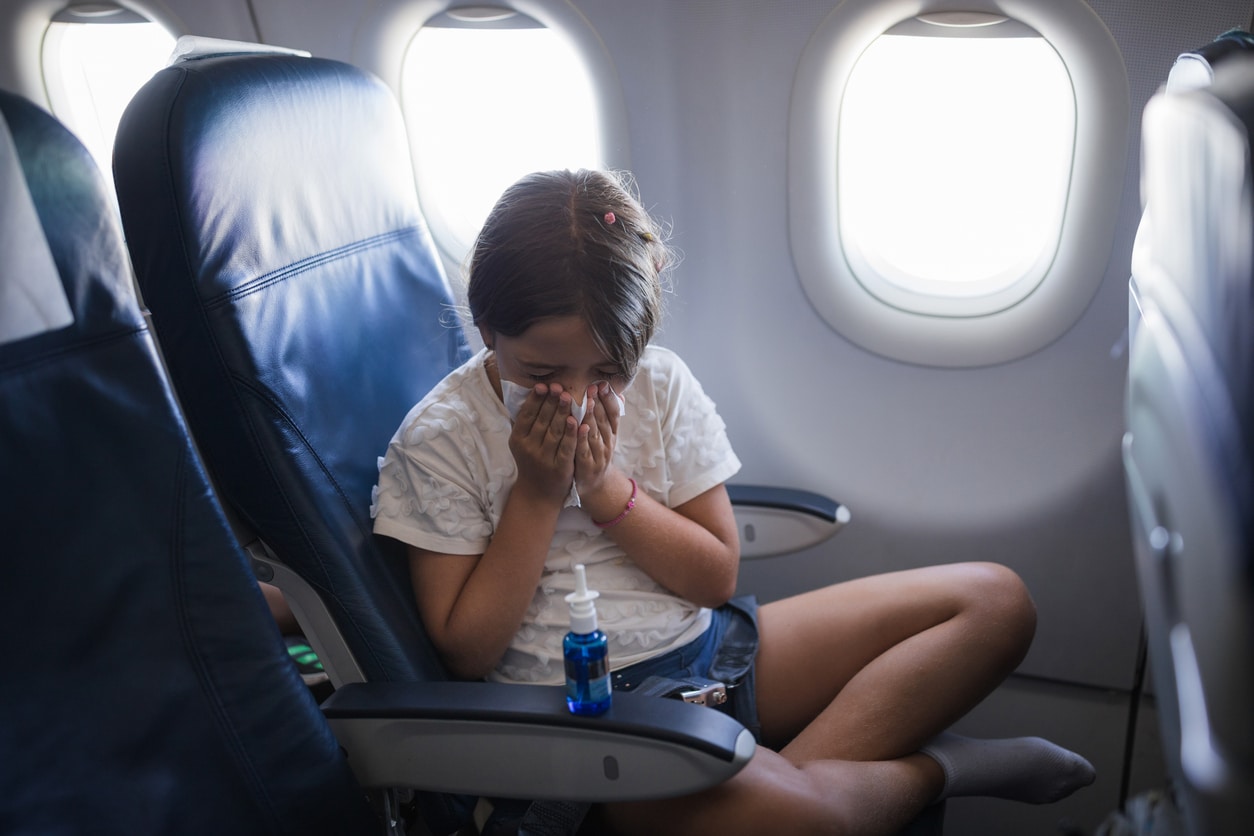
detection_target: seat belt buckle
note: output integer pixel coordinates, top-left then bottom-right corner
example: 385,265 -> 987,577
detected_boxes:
678,679 -> 728,706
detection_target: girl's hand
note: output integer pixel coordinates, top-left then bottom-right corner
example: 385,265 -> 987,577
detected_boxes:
574,382 -> 621,500
509,383 -> 578,503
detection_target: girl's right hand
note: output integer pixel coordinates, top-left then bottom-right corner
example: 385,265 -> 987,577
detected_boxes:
508,382 -> 578,503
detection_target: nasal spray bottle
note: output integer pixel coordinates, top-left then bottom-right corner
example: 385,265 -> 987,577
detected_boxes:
564,564 -> 611,715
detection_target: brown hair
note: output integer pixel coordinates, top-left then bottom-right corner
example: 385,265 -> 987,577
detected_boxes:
467,169 -> 671,378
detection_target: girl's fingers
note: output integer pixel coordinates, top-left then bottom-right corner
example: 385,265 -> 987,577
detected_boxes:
592,388 -> 617,454
534,385 -> 563,430
599,383 -> 621,435
510,384 -> 577,480
560,417 -> 582,460
575,421 -> 596,466
574,389 -> 617,490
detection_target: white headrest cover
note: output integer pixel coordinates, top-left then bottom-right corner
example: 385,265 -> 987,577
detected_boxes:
0,111 -> 74,346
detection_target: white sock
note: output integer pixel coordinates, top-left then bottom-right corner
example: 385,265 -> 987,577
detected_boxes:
919,731 -> 1096,804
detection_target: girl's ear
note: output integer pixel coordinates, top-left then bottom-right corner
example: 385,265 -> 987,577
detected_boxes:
478,325 -> 494,350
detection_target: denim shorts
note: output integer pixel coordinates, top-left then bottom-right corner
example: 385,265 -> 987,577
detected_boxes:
609,594 -> 762,741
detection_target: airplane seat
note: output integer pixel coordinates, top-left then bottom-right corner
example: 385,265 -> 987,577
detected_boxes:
1123,47 -> 1254,836
1129,29 -> 1254,346
0,88 -> 377,834
1163,29 -> 1254,93
112,43 -> 759,834
115,43 -> 462,693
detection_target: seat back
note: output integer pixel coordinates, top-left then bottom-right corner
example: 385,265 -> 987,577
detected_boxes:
1129,30 -> 1254,351
0,89 -> 374,835
1124,50 -> 1254,835
113,50 -> 470,687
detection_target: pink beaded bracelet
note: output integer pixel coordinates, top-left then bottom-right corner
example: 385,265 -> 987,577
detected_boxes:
594,478 -> 637,529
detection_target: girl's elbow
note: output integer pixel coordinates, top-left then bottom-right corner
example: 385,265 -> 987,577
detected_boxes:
698,561 -> 739,608
694,589 -> 735,610
713,578 -> 739,608
717,547 -> 741,604
430,630 -> 498,680
442,649 -> 495,681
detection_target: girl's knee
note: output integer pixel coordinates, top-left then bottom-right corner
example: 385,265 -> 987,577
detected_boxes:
959,562 -> 1037,650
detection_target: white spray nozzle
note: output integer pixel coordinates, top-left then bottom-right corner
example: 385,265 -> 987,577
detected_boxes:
566,564 -> 600,634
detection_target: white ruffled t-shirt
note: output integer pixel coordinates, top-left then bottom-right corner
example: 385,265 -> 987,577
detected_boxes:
371,345 -> 741,685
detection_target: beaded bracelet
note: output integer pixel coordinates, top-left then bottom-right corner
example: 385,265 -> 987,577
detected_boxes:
594,478 -> 637,529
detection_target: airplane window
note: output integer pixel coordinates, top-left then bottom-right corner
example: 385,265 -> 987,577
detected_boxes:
41,5 -> 175,188
790,1 -> 1128,367
839,17 -> 1074,312
401,8 -> 605,261
398,6 -> 599,259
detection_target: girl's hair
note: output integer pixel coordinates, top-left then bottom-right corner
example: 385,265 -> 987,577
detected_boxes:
467,169 -> 672,378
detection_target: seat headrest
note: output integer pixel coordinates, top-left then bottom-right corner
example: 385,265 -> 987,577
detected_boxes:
118,53 -> 431,308
168,34 -> 310,64
1168,29 -> 1254,92
0,109 -> 73,345
1139,51 -> 1254,430
0,91 -> 143,359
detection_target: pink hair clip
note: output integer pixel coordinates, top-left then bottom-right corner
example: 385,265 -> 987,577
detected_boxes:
603,211 -> 616,225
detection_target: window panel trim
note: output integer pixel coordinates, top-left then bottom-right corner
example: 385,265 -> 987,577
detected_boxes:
788,0 -> 1129,367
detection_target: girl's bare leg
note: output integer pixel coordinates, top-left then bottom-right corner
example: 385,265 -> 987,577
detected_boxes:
603,562 -> 1051,835
602,746 -> 943,836
755,561 -> 1037,761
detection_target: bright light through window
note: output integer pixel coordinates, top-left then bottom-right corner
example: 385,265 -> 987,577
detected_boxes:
839,32 -> 1075,299
402,21 -> 603,258
44,17 -> 175,184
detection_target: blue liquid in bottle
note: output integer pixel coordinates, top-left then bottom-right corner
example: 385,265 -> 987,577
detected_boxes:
564,564 -> 611,716
564,629 -> 611,715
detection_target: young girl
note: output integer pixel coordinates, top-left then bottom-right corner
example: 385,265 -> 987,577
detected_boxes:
372,169 -> 1095,834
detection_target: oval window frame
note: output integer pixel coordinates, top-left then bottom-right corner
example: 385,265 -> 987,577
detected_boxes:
837,17 -> 1076,315
354,1 -> 629,269
788,0 -> 1129,367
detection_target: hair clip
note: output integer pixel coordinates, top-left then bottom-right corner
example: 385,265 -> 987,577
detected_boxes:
604,211 -> 616,225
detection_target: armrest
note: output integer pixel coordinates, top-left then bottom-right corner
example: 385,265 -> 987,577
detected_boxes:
322,680 -> 756,801
249,545 -> 365,688
727,484 -> 850,559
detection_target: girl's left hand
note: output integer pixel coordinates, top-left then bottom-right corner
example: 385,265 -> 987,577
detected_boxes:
574,382 -> 621,500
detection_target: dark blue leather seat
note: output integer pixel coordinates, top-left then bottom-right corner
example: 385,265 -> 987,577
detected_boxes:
114,47 -> 462,691
0,88 -> 375,835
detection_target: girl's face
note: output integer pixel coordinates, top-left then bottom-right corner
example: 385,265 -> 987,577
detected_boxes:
481,315 -> 628,404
